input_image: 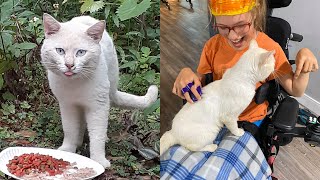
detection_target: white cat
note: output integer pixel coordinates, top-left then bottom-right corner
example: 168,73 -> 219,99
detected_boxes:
160,40 -> 275,156
41,13 -> 158,168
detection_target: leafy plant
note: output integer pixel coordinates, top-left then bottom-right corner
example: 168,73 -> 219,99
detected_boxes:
0,0 -> 159,178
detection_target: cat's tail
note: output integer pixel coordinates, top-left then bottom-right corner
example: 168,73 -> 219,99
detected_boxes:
111,85 -> 158,109
160,130 -> 177,156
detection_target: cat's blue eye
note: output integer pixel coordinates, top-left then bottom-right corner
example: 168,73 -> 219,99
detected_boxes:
56,48 -> 65,55
76,49 -> 87,57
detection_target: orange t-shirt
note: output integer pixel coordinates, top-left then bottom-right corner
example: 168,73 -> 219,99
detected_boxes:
197,32 -> 293,122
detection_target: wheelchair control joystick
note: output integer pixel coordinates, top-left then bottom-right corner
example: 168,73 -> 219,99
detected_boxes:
304,116 -> 320,147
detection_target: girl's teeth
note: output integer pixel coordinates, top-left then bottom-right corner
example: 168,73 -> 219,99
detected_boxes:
232,39 -> 241,43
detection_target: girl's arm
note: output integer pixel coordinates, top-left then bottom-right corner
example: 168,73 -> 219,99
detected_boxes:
277,48 -> 318,97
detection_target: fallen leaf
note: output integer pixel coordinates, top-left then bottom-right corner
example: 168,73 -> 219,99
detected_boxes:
16,130 -> 37,137
106,156 -> 125,161
11,140 -> 31,145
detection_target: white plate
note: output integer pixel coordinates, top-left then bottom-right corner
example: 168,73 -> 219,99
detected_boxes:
0,146 -> 105,180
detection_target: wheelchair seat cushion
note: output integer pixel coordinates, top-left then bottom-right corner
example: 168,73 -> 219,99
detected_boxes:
160,128 -> 272,179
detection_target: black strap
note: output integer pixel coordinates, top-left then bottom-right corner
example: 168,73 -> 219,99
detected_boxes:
237,121 -> 262,144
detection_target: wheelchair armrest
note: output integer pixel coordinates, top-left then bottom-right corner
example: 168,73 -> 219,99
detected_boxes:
272,96 -> 299,131
255,80 -> 280,105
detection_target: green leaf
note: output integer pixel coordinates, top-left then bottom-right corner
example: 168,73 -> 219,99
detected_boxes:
2,91 -> 15,101
1,103 -> 15,115
115,46 -> 126,62
144,98 -> 159,115
14,49 -> 21,58
148,56 -> 159,64
0,32 -> 13,49
80,0 -> 105,13
21,101 -> 31,109
62,0 -> 68,4
117,0 -> 151,21
143,70 -> 155,83
0,0 -> 16,22
126,31 -> 143,38
18,10 -> 35,18
17,42 -> 37,50
128,48 -> 140,60
17,112 -> 27,120
113,14 -> 119,27
141,46 -> 151,57
119,61 -> 137,69
104,5 -> 111,19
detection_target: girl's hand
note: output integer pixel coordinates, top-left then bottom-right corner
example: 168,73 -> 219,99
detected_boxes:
294,48 -> 319,78
172,68 -> 202,103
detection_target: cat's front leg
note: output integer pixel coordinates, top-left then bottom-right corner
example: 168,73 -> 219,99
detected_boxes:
223,118 -> 245,136
58,103 -> 84,152
86,104 -> 110,168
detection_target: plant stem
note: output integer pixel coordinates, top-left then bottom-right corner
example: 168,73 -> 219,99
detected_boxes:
0,32 -> 7,61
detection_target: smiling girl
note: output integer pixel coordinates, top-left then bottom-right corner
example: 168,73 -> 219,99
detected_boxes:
172,0 -> 318,123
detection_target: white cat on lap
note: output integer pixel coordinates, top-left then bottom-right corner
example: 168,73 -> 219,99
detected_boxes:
160,40 -> 275,156
41,13 -> 158,168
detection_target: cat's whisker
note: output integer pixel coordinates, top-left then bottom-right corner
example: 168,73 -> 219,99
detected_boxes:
80,71 -> 93,81
271,71 -> 285,85
81,67 -> 95,69
81,68 -> 95,73
80,70 -> 94,77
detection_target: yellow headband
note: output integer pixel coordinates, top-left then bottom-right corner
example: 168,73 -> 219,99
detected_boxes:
210,0 -> 256,16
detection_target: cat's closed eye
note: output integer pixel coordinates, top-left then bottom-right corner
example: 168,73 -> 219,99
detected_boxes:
56,48 -> 65,55
76,49 -> 87,57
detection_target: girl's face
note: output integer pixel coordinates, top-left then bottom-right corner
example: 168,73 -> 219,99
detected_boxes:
215,12 -> 256,51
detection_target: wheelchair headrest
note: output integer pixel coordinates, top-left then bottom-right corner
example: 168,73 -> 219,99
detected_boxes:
266,16 -> 291,59
268,0 -> 292,9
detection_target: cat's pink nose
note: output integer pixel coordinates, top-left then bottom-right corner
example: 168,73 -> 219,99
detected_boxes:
65,63 -> 74,69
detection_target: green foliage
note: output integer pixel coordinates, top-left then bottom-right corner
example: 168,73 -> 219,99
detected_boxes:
117,0 -> 151,21
0,0 -> 159,178
80,0 -> 105,13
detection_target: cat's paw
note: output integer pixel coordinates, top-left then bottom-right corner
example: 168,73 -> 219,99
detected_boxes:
233,128 -> 245,136
92,157 -> 111,168
200,144 -> 218,152
58,145 -> 77,153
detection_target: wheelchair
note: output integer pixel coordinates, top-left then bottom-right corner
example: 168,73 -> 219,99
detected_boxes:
203,0 -> 320,175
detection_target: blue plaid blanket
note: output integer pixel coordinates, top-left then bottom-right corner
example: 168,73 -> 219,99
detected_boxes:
160,128 -> 272,180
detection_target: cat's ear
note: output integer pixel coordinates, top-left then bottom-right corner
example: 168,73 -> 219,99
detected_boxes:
260,50 -> 275,66
86,21 -> 105,41
43,13 -> 61,38
249,39 -> 258,49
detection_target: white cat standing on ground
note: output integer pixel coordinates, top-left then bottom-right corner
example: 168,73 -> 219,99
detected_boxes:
160,40 -> 275,156
41,13 -> 158,168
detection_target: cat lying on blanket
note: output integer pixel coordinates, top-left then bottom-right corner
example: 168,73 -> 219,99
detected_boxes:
160,40 -> 275,155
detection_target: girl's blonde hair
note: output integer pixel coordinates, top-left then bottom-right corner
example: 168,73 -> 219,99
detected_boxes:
251,0 -> 267,32
209,0 -> 267,32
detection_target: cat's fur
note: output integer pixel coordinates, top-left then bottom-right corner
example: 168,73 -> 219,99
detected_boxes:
160,40 -> 275,156
40,14 -> 158,168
